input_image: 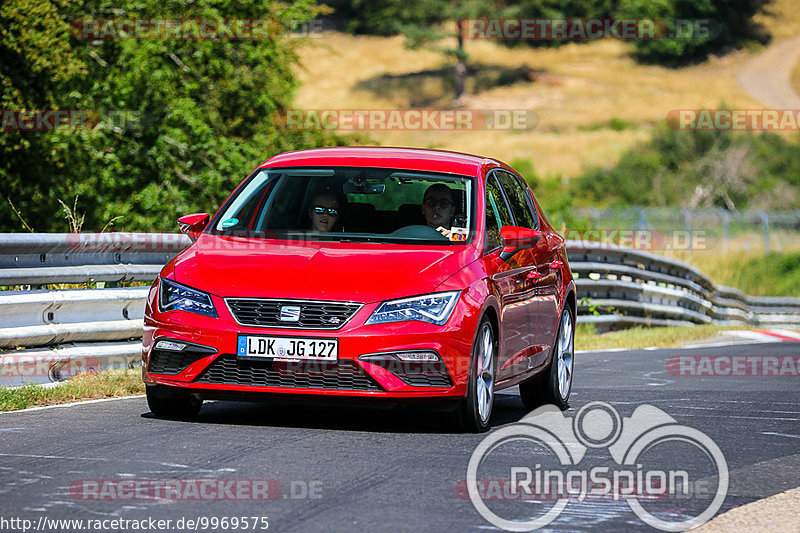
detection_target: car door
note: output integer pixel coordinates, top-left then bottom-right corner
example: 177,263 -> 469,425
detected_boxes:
492,170 -> 553,376
528,198 -> 562,362
498,172 -> 561,368
484,171 -> 538,381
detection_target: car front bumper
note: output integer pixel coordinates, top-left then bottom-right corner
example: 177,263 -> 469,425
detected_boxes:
142,290 -> 480,401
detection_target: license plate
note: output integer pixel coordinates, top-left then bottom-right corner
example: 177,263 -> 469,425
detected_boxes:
237,336 -> 338,361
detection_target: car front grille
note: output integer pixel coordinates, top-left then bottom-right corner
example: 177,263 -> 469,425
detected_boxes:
194,355 -> 383,391
225,298 -> 362,330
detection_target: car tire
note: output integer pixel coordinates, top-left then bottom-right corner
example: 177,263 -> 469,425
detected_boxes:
146,385 -> 203,418
519,306 -> 574,410
452,317 -> 497,433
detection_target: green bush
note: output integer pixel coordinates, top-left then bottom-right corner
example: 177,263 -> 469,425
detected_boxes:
570,125 -> 800,210
616,0 -> 771,63
0,0 -> 353,232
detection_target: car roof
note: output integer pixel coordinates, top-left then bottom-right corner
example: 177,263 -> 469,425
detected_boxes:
260,147 -> 508,176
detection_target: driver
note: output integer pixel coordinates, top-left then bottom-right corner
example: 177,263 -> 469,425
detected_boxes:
421,184 -> 456,238
308,191 -> 342,233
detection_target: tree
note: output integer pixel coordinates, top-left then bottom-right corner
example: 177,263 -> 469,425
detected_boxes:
345,0 -> 494,105
616,0 -> 771,63
0,0 -> 349,232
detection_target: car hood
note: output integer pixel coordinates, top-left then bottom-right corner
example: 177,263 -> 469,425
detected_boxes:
172,234 -> 478,303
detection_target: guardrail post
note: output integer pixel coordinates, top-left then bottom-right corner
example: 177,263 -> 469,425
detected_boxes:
759,211 -> 770,252
636,208 -> 650,230
681,207 -> 692,234
719,209 -> 730,250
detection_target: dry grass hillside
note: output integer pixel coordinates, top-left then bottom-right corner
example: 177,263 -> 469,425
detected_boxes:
293,0 -> 800,179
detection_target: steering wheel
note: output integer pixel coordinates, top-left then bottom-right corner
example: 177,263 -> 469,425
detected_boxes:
390,225 -> 448,240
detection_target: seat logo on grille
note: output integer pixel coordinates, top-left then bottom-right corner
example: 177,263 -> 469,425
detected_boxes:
279,305 -> 301,322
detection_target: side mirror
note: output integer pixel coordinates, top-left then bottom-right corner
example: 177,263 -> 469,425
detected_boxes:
499,226 -> 541,261
178,213 -> 210,241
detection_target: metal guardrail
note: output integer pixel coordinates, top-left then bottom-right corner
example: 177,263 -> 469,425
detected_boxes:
568,240 -> 800,330
0,233 -> 798,386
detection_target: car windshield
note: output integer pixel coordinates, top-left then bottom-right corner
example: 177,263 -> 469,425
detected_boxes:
209,166 -> 475,244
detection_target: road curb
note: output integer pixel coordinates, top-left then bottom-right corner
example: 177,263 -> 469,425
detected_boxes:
697,486 -> 800,532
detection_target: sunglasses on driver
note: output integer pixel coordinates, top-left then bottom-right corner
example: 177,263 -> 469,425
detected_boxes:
312,206 -> 340,216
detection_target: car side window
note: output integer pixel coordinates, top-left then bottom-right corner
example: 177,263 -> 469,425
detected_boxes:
485,174 -> 514,250
495,170 -> 538,230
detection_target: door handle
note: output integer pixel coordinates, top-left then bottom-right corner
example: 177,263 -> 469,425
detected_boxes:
550,260 -> 563,269
526,270 -> 541,280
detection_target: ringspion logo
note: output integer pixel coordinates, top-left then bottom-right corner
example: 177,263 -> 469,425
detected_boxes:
465,402 -> 728,531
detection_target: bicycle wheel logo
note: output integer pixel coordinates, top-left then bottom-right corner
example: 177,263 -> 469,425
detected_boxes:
466,402 -> 728,531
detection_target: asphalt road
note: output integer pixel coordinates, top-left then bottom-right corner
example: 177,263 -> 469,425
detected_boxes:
0,341 -> 798,532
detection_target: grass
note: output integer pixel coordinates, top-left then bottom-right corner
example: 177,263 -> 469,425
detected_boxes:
295,34 -> 751,177
293,0 -> 800,179
0,369 -> 144,412
709,251 -> 800,297
575,323 -> 741,351
661,235 -> 800,297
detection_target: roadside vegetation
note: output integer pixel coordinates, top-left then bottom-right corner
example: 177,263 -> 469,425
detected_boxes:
703,251 -> 800,297
575,323 -> 740,351
0,0 -> 356,233
0,369 -> 144,412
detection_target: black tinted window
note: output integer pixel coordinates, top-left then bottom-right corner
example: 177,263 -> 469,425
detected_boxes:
495,171 -> 537,229
485,175 -> 514,249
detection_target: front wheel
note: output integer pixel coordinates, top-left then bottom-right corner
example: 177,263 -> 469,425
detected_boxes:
519,307 -> 574,410
453,317 -> 497,432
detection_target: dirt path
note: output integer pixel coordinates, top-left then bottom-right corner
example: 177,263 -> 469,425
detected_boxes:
737,33 -> 800,108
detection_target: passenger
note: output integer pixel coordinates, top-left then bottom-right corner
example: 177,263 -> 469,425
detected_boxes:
308,191 -> 342,233
422,183 -> 456,238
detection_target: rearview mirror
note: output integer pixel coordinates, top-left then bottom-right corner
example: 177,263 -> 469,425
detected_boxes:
178,213 -> 210,241
343,178 -> 385,194
499,226 -> 541,261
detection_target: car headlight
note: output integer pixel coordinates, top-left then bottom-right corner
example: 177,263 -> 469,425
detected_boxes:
158,278 -> 218,318
366,291 -> 460,326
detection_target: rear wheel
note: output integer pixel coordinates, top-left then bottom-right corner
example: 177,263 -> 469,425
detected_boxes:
453,317 -> 496,433
146,385 -> 202,418
519,307 -> 574,410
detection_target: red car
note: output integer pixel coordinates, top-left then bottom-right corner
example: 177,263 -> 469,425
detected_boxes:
142,147 -> 575,432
